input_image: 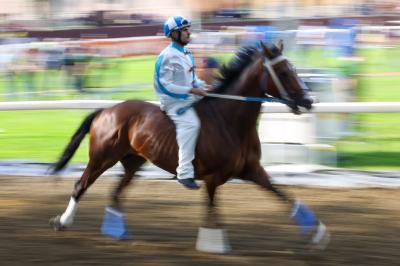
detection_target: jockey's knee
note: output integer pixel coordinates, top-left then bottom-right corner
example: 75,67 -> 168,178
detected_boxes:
181,114 -> 200,130
181,121 -> 200,133
189,120 -> 200,135
193,117 -> 200,130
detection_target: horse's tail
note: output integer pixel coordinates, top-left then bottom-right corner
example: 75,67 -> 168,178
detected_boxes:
50,109 -> 103,174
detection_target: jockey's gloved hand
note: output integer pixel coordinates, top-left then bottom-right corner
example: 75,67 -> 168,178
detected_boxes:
203,84 -> 214,92
190,87 -> 207,96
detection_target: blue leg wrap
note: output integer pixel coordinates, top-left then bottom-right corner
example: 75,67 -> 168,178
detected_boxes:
101,207 -> 131,240
291,201 -> 317,235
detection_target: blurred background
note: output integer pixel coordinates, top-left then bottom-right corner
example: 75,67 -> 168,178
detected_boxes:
1,0 -> 400,171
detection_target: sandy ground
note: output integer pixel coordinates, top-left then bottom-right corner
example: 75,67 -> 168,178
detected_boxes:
0,176 -> 399,266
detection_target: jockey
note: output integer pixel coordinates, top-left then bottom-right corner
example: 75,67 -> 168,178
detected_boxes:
154,16 -> 207,190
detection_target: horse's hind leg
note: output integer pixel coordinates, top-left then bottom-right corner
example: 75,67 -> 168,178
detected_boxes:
50,157 -> 118,231
111,154 -> 147,210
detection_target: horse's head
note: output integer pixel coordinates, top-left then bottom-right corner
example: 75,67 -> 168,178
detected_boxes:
260,41 -> 313,114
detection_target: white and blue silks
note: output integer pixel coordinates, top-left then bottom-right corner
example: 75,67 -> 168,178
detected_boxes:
154,42 -> 204,180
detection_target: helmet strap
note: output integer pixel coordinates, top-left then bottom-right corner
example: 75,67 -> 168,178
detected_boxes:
172,30 -> 185,46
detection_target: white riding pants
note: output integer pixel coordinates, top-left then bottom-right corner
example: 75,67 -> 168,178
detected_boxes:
166,103 -> 200,180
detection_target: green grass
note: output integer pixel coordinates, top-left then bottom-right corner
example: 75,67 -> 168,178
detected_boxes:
1,48 -> 400,170
336,113 -> 400,170
0,110 -> 91,163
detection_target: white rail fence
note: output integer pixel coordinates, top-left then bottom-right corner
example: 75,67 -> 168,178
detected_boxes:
1,100 -> 400,113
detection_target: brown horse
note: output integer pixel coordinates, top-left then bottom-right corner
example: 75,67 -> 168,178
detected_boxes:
49,41 -> 328,250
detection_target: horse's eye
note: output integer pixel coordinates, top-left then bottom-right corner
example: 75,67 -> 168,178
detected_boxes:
279,72 -> 288,78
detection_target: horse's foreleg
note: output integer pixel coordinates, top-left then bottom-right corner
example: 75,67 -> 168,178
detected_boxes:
247,166 -> 330,249
204,179 -> 218,227
111,154 -> 146,210
248,166 -> 293,204
195,178 -> 231,253
50,158 -> 117,231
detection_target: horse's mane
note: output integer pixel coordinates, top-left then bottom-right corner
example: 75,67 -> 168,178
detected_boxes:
211,43 -> 282,95
212,46 -> 259,94
200,44 -> 281,109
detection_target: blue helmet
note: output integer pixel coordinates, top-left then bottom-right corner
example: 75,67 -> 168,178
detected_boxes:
163,16 -> 191,37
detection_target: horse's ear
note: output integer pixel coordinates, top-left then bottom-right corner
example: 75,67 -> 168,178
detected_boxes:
260,41 -> 273,58
277,40 -> 284,52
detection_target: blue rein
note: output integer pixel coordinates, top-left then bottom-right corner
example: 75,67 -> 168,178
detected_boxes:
238,96 -> 288,103
176,93 -> 289,115
205,92 -> 289,104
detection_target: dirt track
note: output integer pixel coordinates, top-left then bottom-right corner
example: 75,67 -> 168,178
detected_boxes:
0,176 -> 399,266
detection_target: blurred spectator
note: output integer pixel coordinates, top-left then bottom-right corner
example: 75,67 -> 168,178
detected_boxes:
241,26 -> 278,47
16,48 -> 41,97
327,18 -> 361,102
0,49 -> 17,99
328,18 -> 358,57
42,47 -> 65,91
83,47 -> 112,89
196,56 -> 220,86
63,46 -> 91,92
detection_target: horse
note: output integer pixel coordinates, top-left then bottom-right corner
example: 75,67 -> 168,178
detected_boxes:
49,41 -> 329,251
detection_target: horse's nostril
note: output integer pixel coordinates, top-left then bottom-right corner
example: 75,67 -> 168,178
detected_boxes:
301,97 -> 313,110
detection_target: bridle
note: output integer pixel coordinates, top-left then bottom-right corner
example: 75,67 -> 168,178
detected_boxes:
262,55 -> 291,102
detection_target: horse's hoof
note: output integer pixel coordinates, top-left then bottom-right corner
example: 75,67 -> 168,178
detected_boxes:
49,215 -> 66,231
309,222 -> 330,250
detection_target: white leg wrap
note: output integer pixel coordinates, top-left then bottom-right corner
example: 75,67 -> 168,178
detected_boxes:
311,222 -> 330,250
60,197 -> 78,227
196,227 -> 231,254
